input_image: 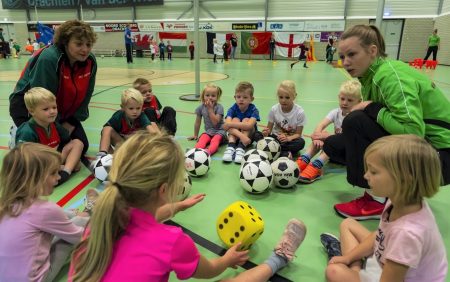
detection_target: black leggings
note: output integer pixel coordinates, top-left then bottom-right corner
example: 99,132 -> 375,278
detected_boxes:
424,46 -> 438,61
323,110 -> 450,187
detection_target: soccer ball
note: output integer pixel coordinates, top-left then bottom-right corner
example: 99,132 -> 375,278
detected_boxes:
185,148 -> 211,177
92,154 -> 113,182
256,137 -> 281,161
271,157 -> 300,188
243,149 -> 269,162
240,160 -> 273,194
178,172 -> 192,201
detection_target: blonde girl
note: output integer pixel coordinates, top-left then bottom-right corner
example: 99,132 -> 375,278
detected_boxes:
0,143 -> 89,282
262,80 -> 306,159
70,132 -> 249,282
324,135 -> 447,282
188,83 -> 226,155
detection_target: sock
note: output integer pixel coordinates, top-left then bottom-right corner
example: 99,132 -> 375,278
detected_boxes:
237,141 -> 246,150
63,168 -> 72,175
366,189 -> 386,204
300,154 -> 311,163
228,142 -> 237,149
264,251 -> 288,275
311,159 -> 324,169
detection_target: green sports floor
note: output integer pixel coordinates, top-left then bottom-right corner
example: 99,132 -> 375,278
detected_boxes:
0,56 -> 449,282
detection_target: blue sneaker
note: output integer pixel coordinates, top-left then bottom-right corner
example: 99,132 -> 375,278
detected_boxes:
320,233 -> 341,260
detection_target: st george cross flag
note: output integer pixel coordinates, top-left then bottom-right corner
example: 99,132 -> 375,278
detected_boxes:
274,32 -> 308,58
36,22 -> 54,45
158,32 -> 187,52
206,32 -> 232,54
240,32 -> 272,54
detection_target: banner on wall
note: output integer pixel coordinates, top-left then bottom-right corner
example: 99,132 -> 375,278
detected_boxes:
304,21 -> 345,31
273,32 -> 320,58
159,32 -> 187,52
138,23 -> 164,32
232,22 -> 264,31
133,32 -> 155,49
240,32 -> 272,55
266,22 -> 305,32
104,23 -> 139,32
1,0 -> 163,9
163,22 -> 193,31
320,31 -> 342,42
206,32 -> 232,54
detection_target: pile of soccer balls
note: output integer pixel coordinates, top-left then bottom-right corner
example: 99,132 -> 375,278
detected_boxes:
239,137 -> 300,194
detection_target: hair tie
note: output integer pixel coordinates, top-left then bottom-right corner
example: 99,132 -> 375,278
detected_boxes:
113,182 -> 123,192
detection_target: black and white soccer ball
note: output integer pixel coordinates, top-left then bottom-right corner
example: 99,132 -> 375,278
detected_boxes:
243,149 -> 269,162
239,160 -> 273,194
256,137 -> 281,161
184,148 -> 211,177
92,154 -> 113,182
178,172 -> 192,201
271,157 -> 300,188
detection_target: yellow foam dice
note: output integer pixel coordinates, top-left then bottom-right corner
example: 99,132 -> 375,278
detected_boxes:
216,201 -> 264,250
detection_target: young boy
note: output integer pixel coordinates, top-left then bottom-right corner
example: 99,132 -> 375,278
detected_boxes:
15,87 -> 84,185
133,78 -> 177,135
297,80 -> 362,183
96,88 -> 159,158
223,81 -> 262,164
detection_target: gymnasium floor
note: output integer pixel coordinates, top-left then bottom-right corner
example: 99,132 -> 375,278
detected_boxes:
1,55 -> 449,282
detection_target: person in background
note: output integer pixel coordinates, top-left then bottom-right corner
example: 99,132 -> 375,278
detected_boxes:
124,24 -> 133,64
230,33 -> 238,60
189,41 -> 195,60
269,35 -> 276,60
423,28 -> 440,61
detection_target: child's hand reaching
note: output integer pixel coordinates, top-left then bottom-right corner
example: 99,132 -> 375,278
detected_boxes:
178,193 -> 206,212
262,127 -> 270,137
313,139 -> 324,149
223,243 -> 250,269
277,133 -> 289,143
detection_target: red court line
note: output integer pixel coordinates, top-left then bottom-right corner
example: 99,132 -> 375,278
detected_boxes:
0,146 -> 9,150
57,175 -> 95,207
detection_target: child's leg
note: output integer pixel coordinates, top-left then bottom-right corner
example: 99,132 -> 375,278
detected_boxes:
207,134 -> 223,155
223,131 -> 237,162
297,143 -> 320,169
61,139 -> 84,173
159,106 -> 177,135
279,138 -> 305,158
195,133 -> 212,150
222,219 -> 306,282
325,218 -> 370,282
99,126 -> 123,154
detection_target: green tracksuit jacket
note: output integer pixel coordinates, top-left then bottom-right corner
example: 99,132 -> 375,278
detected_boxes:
359,58 -> 450,149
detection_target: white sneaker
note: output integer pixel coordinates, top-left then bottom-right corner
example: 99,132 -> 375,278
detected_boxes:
222,147 -> 235,162
234,148 -> 246,164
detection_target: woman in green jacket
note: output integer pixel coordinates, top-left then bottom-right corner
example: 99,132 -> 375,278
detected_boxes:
323,25 -> 450,220
424,28 -> 440,61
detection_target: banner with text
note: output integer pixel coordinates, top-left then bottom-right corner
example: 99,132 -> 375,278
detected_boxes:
2,0 -> 163,9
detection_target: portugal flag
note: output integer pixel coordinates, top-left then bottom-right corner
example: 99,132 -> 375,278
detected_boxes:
240,32 -> 272,54
158,32 -> 187,52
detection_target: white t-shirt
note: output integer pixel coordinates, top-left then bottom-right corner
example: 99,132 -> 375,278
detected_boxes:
32,42 -> 40,51
268,103 -> 306,136
325,108 -> 345,134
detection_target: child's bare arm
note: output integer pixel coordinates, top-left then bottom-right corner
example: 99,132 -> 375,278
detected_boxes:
311,118 -> 333,140
379,260 -> 409,282
146,122 -> 160,134
155,194 -> 206,222
206,102 -> 222,126
329,232 -> 376,265
287,126 -> 303,141
226,118 -> 257,131
188,115 -> 202,140
262,122 -> 274,137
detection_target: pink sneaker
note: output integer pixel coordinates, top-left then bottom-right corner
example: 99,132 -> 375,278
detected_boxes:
334,192 -> 385,220
274,219 -> 307,261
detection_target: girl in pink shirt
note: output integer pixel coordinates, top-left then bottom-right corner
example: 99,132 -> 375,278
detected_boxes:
70,132 -> 250,282
0,143 -> 91,282
324,135 -> 448,282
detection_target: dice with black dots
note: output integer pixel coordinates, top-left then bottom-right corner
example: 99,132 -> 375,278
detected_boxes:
216,201 -> 264,250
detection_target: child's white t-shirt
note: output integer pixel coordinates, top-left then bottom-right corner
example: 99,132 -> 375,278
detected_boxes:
325,108 -> 345,133
268,103 -> 306,136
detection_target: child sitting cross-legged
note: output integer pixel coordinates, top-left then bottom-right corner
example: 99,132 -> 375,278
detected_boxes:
95,88 -> 159,159
297,80 -> 362,183
222,81 -> 263,164
15,87 -> 84,186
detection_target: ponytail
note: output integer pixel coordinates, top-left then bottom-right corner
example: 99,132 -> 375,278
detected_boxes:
71,184 -> 129,282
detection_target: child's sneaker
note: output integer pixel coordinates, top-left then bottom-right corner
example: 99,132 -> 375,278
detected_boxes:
274,219 -> 307,261
320,233 -> 342,261
57,171 -> 71,186
83,189 -> 99,215
234,148 -> 245,164
298,163 -> 322,183
222,147 -> 235,163
334,192 -> 385,220
296,158 -> 309,171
